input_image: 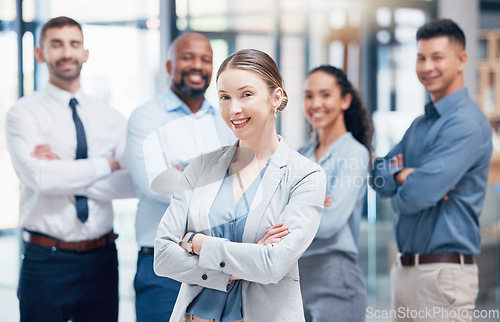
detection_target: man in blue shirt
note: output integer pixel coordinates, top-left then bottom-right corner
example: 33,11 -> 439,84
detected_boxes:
126,32 -> 235,321
370,19 -> 492,321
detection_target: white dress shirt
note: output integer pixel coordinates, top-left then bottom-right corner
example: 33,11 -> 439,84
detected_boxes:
6,83 -> 135,241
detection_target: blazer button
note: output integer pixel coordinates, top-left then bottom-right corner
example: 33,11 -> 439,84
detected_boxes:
202,274 -> 208,280
220,261 -> 226,268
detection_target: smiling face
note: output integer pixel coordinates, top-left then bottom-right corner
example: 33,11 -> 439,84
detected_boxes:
416,36 -> 467,102
35,25 -> 88,86
303,71 -> 350,132
217,68 -> 280,143
167,33 -> 213,98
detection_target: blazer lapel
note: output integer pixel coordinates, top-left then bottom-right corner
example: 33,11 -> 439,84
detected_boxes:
242,137 -> 289,243
191,142 -> 238,233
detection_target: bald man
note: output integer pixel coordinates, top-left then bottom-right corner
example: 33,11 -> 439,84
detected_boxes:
126,32 -> 235,321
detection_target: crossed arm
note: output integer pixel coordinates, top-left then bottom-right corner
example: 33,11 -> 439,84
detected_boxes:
29,143 -> 135,200
370,119 -> 487,214
154,157 -> 326,290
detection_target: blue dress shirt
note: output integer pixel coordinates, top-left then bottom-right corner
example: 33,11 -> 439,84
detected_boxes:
370,88 -> 492,255
126,88 -> 235,247
187,161 -> 268,322
299,132 -> 369,260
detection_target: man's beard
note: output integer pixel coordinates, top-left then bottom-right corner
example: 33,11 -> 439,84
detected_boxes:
49,58 -> 82,82
173,70 -> 210,98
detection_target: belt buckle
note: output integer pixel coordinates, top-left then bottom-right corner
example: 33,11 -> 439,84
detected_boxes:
75,242 -> 82,252
22,231 -> 31,243
414,253 -> 420,266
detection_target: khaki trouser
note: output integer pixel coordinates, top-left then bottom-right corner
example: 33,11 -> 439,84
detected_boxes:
185,313 -> 244,322
390,262 -> 478,322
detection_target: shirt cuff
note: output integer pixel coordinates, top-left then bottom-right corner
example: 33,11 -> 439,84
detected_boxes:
198,236 -> 228,271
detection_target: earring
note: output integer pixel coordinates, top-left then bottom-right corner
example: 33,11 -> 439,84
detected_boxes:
274,108 -> 278,118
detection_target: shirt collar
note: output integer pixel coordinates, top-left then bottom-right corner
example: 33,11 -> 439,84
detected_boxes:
431,87 -> 469,117
45,82 -> 84,106
162,87 -> 215,116
303,132 -> 353,162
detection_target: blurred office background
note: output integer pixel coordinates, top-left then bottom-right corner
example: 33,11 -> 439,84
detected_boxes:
1,0 -> 500,321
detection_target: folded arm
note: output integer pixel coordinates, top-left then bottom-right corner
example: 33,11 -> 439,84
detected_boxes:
29,140 -> 134,201
391,120 -> 488,215
6,109 -> 112,195
154,156 -> 234,291
369,142 -> 404,197
196,170 -> 326,285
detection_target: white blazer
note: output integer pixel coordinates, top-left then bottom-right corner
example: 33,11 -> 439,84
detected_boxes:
154,138 -> 326,322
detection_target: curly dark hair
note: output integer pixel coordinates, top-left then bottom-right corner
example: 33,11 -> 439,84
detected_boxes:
307,65 -> 373,153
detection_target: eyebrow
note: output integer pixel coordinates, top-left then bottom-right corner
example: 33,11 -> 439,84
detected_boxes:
418,51 -> 444,56
49,39 -> 82,45
218,85 -> 255,93
305,88 -> 331,93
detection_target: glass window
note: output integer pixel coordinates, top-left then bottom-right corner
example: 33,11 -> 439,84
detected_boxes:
49,0 -> 159,22
0,0 -> 16,20
376,7 -> 391,27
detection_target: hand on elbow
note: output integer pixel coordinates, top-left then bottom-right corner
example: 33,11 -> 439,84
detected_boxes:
106,157 -> 120,172
180,232 -> 206,255
395,167 -> 415,184
31,144 -> 59,160
257,222 -> 289,245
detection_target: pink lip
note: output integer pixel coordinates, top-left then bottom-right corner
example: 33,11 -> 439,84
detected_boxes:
230,117 -> 251,129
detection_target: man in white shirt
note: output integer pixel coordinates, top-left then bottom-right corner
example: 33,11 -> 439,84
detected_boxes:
126,32 -> 235,321
6,16 -> 135,322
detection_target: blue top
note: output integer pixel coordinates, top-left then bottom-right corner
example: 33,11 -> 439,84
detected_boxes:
187,159 -> 268,322
370,88 -> 492,255
299,132 -> 369,260
126,88 -> 235,247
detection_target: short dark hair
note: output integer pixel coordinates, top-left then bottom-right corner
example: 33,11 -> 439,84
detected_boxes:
416,18 -> 465,49
39,16 -> 82,47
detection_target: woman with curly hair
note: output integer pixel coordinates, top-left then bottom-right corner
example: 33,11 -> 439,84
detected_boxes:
298,65 -> 373,322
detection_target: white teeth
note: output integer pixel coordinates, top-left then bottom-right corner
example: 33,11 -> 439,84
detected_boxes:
232,119 -> 249,125
188,74 -> 202,82
312,112 -> 327,118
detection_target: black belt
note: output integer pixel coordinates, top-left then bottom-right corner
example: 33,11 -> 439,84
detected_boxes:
24,231 -> 117,252
140,247 -> 155,254
400,254 -> 474,266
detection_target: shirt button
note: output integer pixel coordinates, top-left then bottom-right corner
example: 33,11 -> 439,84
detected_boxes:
202,274 -> 208,280
220,261 -> 226,268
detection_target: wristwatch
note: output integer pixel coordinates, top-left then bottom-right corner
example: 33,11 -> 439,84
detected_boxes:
187,232 -> 200,255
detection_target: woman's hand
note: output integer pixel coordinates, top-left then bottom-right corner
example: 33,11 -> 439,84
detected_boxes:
324,195 -> 332,207
180,232 -> 193,252
257,222 -> 289,245
180,232 -> 206,255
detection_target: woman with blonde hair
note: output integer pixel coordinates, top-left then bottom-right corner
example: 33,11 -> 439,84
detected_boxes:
154,49 -> 326,322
